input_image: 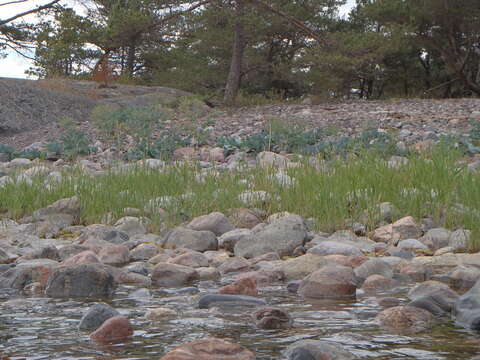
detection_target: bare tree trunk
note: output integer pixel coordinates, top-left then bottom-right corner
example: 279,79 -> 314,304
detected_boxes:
126,41 -> 136,77
224,0 -> 245,105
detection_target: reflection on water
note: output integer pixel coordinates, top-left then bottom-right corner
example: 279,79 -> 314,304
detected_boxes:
1,282 -> 479,359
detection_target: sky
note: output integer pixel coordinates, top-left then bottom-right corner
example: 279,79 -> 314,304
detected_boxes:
0,0 -> 356,79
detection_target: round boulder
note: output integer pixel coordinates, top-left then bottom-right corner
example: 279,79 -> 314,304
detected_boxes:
298,265 -> 357,299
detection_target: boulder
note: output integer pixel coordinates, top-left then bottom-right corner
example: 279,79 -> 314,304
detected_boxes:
62,250 -> 100,266
449,229 -> 471,252
376,306 -> 433,333
447,265 -> 480,290
218,276 -> 258,296
361,274 -> 397,292
160,338 -> 255,360
252,306 -> 293,329
399,263 -> 429,282
76,224 -> 130,245
45,264 -> 116,298
234,214 -> 307,258
78,303 -> 120,331
0,259 -> 58,290
218,229 -> 254,252
163,227 -> 217,252
151,262 -> 198,287
421,228 -> 451,251
454,278 -> 480,330
408,281 -> 458,304
273,254 -> 327,281
354,258 -> 393,282
283,340 -> 355,360
218,256 -> 251,274
298,265 -> 357,299
90,315 -> 133,343
98,245 -> 130,266
114,216 -> 147,237
168,251 -> 209,268
129,243 -> 159,261
307,241 -> 362,257
187,212 -> 234,236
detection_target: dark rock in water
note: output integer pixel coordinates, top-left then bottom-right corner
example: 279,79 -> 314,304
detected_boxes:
378,297 -> 401,308
298,265 -> 357,299
0,264 -> 13,275
376,306 -> 433,333
252,306 -> 293,329
198,294 -> 266,309
454,278 -> 480,330
218,276 -> 258,296
160,337 -> 255,360
90,315 -> 133,344
284,340 -> 355,360
408,294 -> 452,316
78,303 -> 120,331
45,264 -> 116,298
287,280 -> 301,293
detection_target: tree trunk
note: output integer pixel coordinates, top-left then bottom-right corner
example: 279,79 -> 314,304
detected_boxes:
126,40 -> 136,77
224,0 -> 246,105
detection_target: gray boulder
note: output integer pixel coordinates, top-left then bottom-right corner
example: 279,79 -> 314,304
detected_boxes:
449,229 -> 471,252
307,241 -> 362,257
218,229 -> 253,252
151,262 -> 198,287
354,258 -> 393,282
162,227 -> 217,252
45,263 -> 117,298
78,303 -> 120,331
455,278 -> 480,330
234,214 -> 307,258
284,340 -> 355,360
421,228 -> 451,251
187,212 -> 234,236
76,224 -> 130,245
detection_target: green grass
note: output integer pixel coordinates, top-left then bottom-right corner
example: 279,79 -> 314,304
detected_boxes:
0,144 -> 479,250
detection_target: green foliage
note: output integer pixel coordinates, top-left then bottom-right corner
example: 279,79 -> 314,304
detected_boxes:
0,145 -> 14,160
469,120 -> 480,144
2,143 -> 480,250
91,104 -> 170,154
11,148 -> 44,160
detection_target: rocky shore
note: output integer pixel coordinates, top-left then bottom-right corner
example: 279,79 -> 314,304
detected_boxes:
1,150 -> 480,359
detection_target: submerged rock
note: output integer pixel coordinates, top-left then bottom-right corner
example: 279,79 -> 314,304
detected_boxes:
376,306 -> 433,333
454,278 -> 480,330
298,265 -> 357,299
78,303 -> 120,331
252,306 -> 293,329
89,315 -> 133,344
218,276 -> 258,296
284,340 -> 355,360
160,337 -> 255,360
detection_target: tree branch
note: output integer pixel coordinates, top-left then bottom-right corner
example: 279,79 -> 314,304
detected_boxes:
0,0 -> 61,26
0,0 -> 28,7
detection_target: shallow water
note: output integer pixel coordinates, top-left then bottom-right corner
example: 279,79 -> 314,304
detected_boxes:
1,281 -> 480,360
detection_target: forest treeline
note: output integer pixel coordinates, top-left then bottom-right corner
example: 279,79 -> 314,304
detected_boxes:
1,0 -> 480,104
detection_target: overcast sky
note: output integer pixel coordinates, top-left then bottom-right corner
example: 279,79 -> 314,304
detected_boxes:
0,0 -> 356,79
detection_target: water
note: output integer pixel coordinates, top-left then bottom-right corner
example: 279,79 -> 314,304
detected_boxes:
1,281 -> 479,359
